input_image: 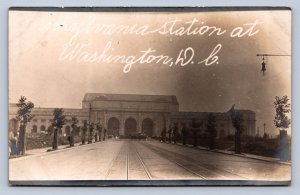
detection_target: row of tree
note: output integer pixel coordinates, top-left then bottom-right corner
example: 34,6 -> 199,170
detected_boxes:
161,109 -> 242,153
162,106 -> 244,153
14,96 -> 107,155
162,95 -> 291,155
48,108 -> 106,150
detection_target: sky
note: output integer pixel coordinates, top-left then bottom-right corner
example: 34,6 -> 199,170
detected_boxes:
9,10 -> 291,135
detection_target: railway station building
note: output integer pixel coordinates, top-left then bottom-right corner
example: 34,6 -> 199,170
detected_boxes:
9,93 -> 256,138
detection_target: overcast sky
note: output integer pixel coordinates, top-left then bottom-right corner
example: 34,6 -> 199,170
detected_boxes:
9,10 -> 291,135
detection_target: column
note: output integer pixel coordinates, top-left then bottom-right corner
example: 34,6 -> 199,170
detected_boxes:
138,112 -> 142,133
104,111 -> 107,129
120,112 -> 125,135
37,119 -> 41,134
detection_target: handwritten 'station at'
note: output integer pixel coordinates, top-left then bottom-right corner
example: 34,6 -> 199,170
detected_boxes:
43,17 -> 262,73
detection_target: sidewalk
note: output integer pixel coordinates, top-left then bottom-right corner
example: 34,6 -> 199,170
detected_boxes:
9,141 -> 103,161
162,141 -> 291,165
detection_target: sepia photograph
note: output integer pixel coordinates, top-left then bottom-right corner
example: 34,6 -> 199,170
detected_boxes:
8,7 -> 291,186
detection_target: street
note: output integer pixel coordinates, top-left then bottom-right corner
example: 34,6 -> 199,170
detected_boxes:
9,140 -> 290,181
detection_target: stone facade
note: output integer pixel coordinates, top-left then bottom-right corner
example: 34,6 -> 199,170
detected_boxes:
9,93 -> 256,138
82,93 -> 179,136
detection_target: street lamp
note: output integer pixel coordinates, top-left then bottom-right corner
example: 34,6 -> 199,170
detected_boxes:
88,103 -> 92,126
256,54 -> 291,76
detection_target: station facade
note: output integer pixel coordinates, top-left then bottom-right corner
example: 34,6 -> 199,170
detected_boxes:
9,93 -> 256,138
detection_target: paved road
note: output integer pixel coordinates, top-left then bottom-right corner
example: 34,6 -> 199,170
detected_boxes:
9,140 -> 290,181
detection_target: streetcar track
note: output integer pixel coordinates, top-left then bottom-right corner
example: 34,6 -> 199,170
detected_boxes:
126,143 -> 129,180
105,141 -> 152,180
136,141 -> 206,179
133,142 -> 153,180
140,141 -> 249,180
105,140 -> 247,180
164,156 -> 207,179
104,142 -> 127,179
127,141 -> 152,180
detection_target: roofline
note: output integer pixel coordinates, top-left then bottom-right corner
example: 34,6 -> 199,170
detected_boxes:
83,92 -> 178,97
83,93 -> 179,105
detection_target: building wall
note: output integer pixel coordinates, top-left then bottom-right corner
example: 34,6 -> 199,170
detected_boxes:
88,110 -> 170,136
8,94 -> 256,138
9,104 -> 88,135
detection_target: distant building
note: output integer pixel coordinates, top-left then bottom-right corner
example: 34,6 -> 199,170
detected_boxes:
171,110 -> 256,138
9,104 -> 88,136
9,93 -> 256,138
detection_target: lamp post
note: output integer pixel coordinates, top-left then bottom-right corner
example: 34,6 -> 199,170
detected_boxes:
88,103 -> 91,123
88,103 -> 92,143
256,54 -> 291,76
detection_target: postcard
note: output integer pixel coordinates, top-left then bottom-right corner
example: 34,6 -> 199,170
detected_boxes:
8,7 -> 291,186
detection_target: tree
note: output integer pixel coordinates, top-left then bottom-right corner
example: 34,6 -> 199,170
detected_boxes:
96,122 -> 103,142
191,119 -> 202,147
274,95 -> 291,161
206,114 -> 217,150
70,117 -> 79,147
47,124 -> 54,135
81,120 -> 88,144
88,122 -> 94,144
229,105 -> 244,154
273,95 -> 291,131
51,108 -> 66,150
173,123 -> 179,144
16,96 -> 34,155
181,123 -> 188,145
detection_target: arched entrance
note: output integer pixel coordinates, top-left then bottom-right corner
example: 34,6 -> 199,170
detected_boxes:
108,117 -> 120,136
142,118 -> 154,137
125,117 -> 137,135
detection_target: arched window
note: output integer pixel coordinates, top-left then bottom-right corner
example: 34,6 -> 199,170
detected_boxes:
65,126 -> 71,135
40,125 -> 46,132
32,125 -> 38,134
